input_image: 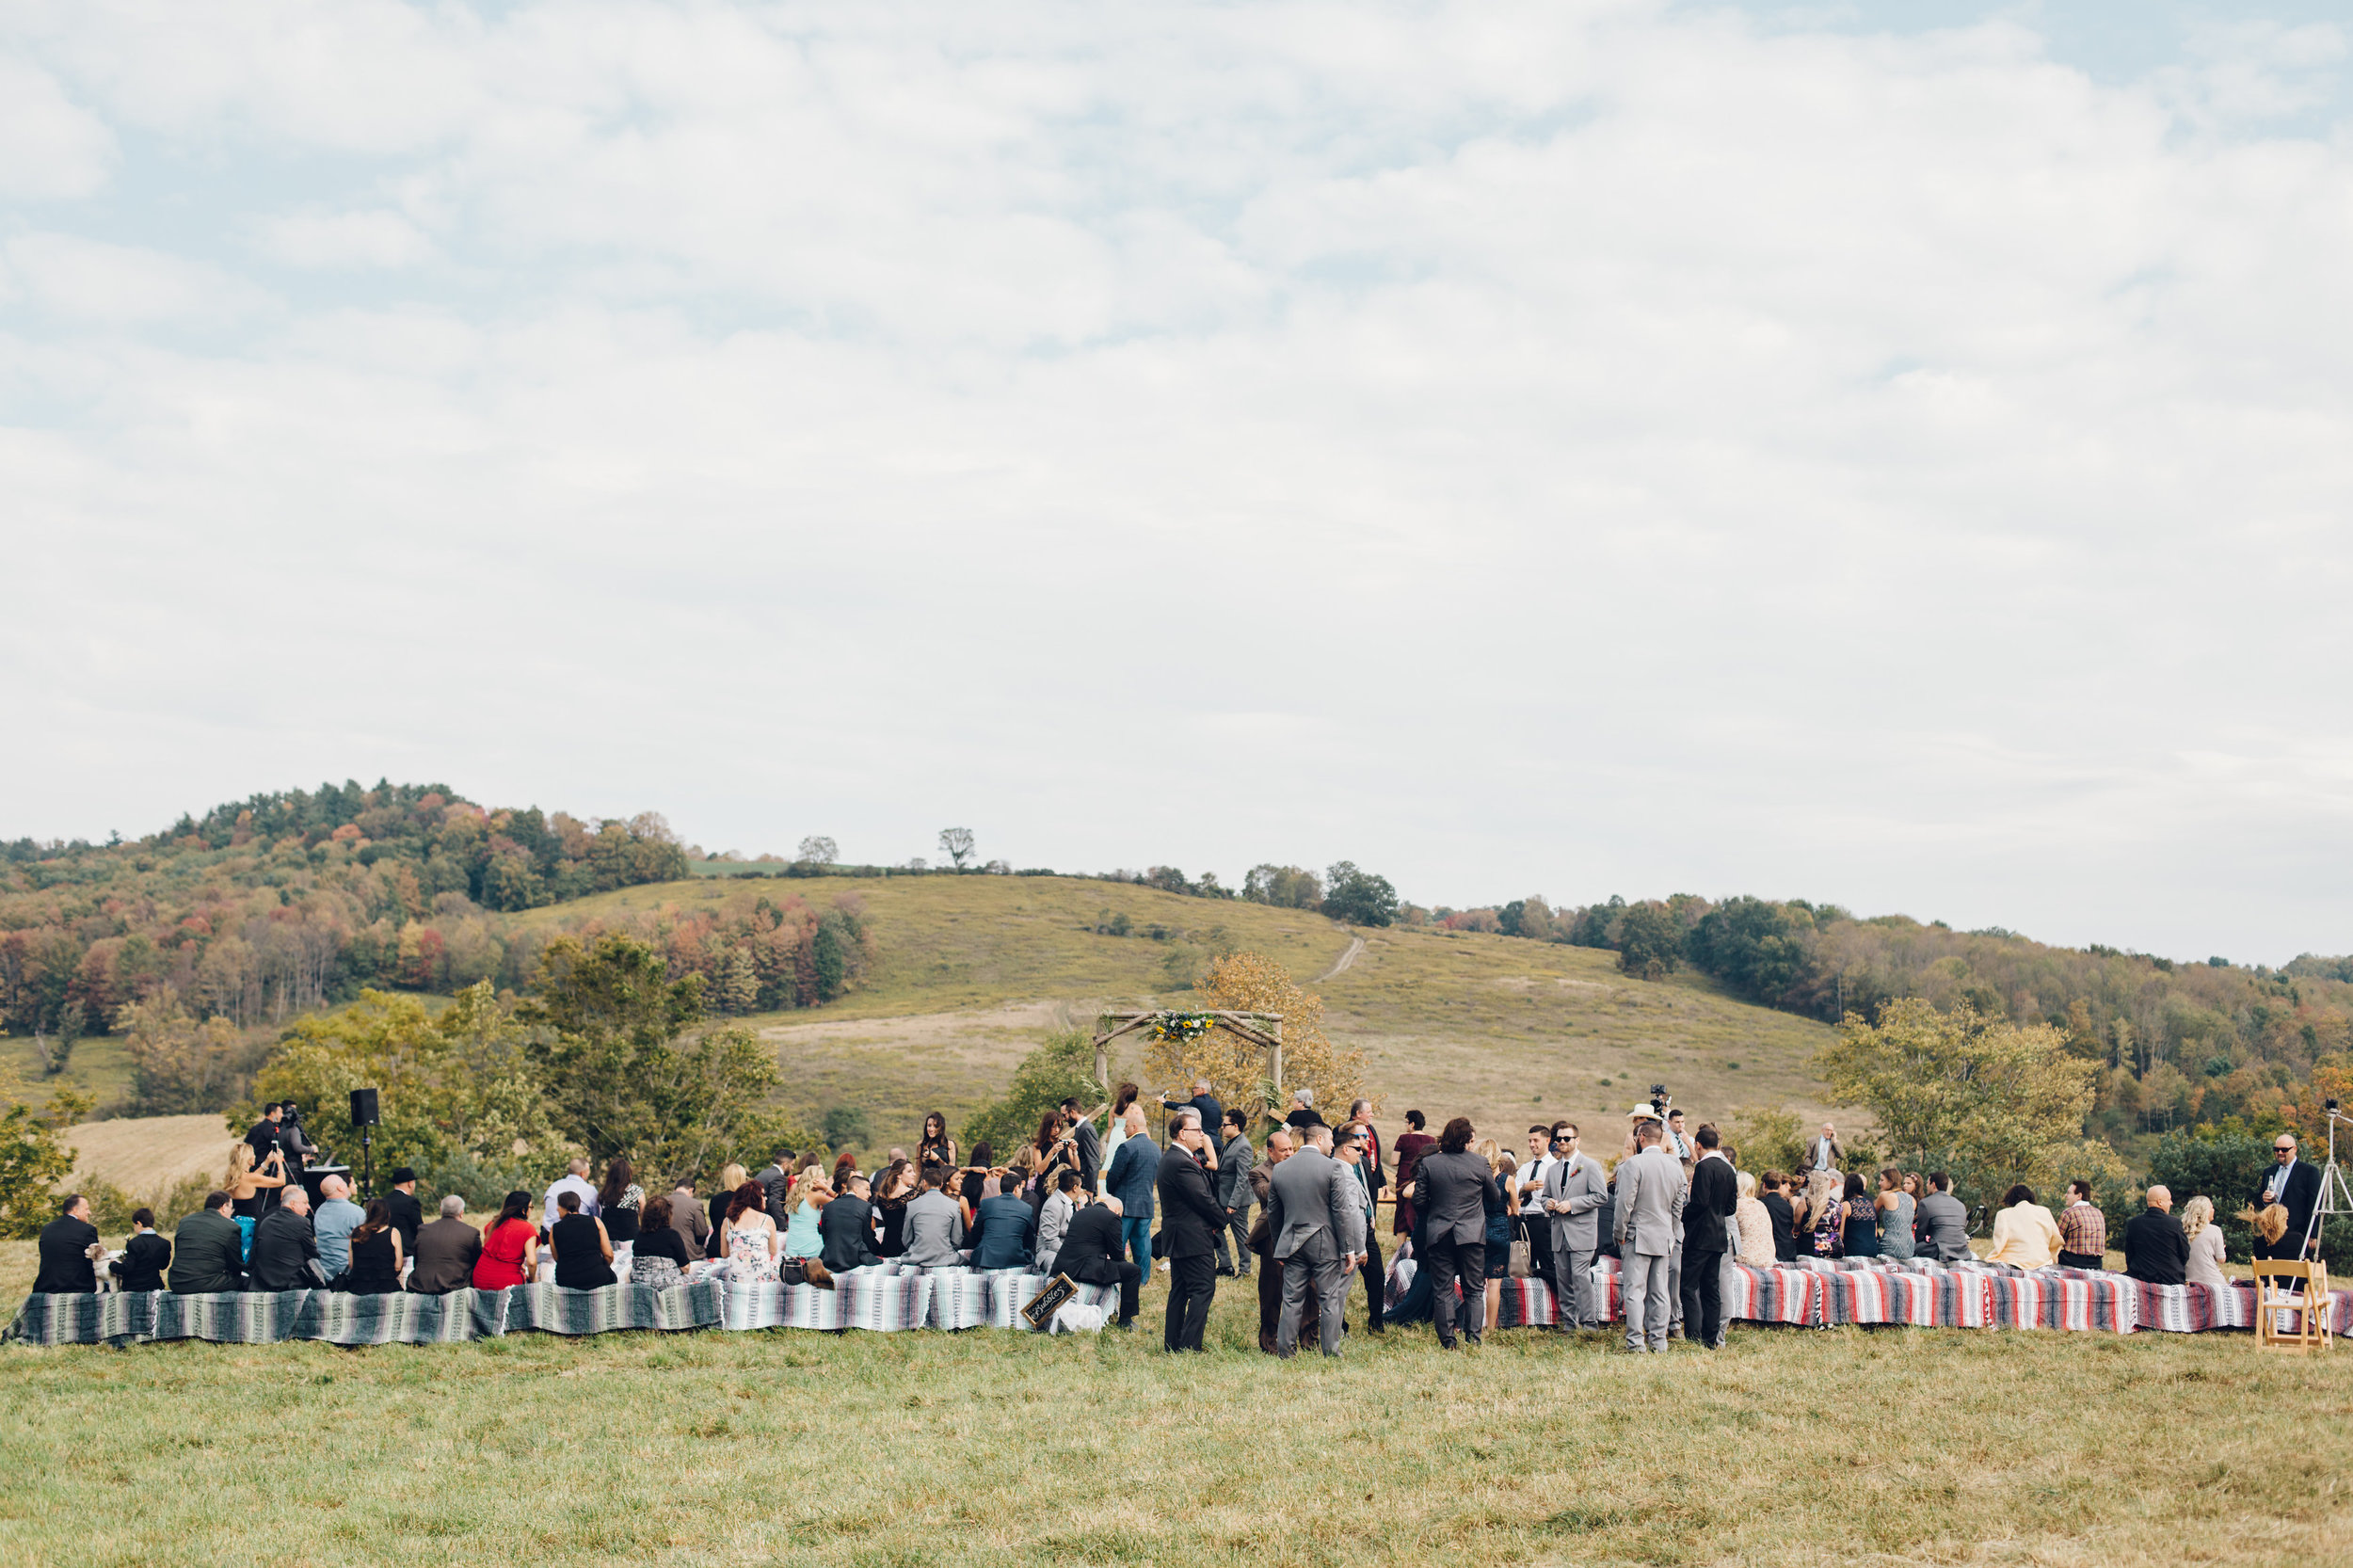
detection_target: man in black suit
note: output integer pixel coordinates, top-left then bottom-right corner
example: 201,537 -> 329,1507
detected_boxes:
111,1208 -> 173,1293
1681,1125 -> 1739,1349
2253,1134 -> 2323,1259
819,1173 -> 883,1272
1761,1173 -> 1799,1263
244,1104 -> 289,1215
1168,1080 -> 1223,1160
1059,1096 -> 1102,1192
2123,1185 -> 2190,1284
1058,1191 -> 1140,1328
170,1192 -> 246,1294
248,1182 -> 322,1291
32,1194 -> 102,1294
1156,1108 -> 1226,1351
383,1167 -> 424,1256
1414,1117 -> 1499,1350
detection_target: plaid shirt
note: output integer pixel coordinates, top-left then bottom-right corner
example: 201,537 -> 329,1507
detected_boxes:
2057,1200 -> 2106,1258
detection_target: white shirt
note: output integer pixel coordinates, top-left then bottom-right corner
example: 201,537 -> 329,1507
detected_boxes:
1667,1128 -> 1693,1161
544,1175 -> 600,1227
1519,1152 -> 1559,1203
2265,1159 -> 2297,1201
1810,1137 -> 1835,1171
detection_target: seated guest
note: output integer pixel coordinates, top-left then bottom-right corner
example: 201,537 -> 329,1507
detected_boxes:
2181,1195 -> 2230,1289
33,1194 -> 103,1294
708,1163 -> 748,1253
312,1175 -> 366,1280
1760,1173 -> 1798,1263
1983,1184 -> 2062,1271
1917,1172 -> 1972,1264
667,1177 -> 711,1261
969,1174 -> 1039,1270
338,1199 -> 405,1293
550,1189 -> 617,1289
2057,1179 -> 2107,1270
632,1196 -> 691,1289
818,1172 -> 882,1272
170,1192 -> 247,1294
2122,1185 -> 2190,1285
1056,1191 -> 1140,1329
599,1156 -> 643,1244
248,1183 -> 322,1291
1036,1167 -> 1083,1274
472,1190 -> 540,1291
111,1208 -> 172,1294
409,1195 -> 484,1295
781,1173 -> 827,1262
383,1167 -> 424,1256
899,1171 -> 968,1268
1733,1172 -> 1774,1266
721,1181 -> 781,1281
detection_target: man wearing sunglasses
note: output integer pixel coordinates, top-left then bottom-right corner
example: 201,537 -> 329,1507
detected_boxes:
1537,1123 -> 1608,1331
2252,1134 -> 2320,1260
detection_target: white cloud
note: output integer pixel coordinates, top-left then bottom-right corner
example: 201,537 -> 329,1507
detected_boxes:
0,56 -> 113,197
3,2 -> 2353,958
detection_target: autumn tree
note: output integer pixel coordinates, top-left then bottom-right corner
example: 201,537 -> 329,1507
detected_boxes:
120,1000 -> 260,1115
1145,951 -> 1370,1126
0,1068 -> 88,1239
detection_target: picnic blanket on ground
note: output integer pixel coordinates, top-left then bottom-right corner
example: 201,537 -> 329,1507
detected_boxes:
297,1288 -> 508,1346
504,1279 -> 723,1336
1731,1264 -> 1819,1326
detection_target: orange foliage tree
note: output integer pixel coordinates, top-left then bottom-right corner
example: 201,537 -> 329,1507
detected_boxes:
1144,951 -> 1371,1126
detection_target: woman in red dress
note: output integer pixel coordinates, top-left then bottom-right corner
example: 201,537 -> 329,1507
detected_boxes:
472,1189 -> 539,1289
1390,1110 -> 1435,1235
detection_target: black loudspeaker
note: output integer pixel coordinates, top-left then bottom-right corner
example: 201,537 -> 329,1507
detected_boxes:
350,1087 -> 380,1127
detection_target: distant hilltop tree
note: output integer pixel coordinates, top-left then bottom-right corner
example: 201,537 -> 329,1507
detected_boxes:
937,827 -> 976,869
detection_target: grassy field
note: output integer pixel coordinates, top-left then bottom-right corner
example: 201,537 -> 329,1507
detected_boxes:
509,876 -> 1836,1160
0,1236 -> 2344,1568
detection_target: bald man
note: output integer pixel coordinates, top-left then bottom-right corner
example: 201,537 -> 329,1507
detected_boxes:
2122,1186 -> 2188,1285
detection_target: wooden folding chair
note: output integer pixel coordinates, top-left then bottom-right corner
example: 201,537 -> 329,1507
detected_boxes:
2251,1260 -> 2332,1352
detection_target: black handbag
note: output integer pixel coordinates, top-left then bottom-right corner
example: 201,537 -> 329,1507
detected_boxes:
1150,1226 -> 1168,1259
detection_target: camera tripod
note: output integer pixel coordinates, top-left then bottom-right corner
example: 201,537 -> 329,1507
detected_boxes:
2297,1099 -> 2352,1263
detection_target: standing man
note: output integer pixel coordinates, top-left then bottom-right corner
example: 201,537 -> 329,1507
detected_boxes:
1215,1109 -> 1257,1279
1175,1080 -> 1225,1158
1540,1124 -> 1609,1329
1156,1109 -> 1226,1352
1267,1123 -> 1367,1356
1058,1096 -> 1102,1192
1805,1122 -> 1843,1177
1334,1121 -> 1384,1336
1103,1105 -> 1159,1276
2057,1179 -> 2107,1270
1347,1099 -> 1387,1226
2253,1134 -> 2321,1259
244,1103 -> 289,1216
755,1149 -> 795,1227
1614,1120 -> 1687,1353
1680,1126 -> 1737,1350
2123,1185 -> 2190,1284
1663,1110 -> 1695,1168
1517,1125 -> 1560,1291
1415,1117 -> 1499,1350
1249,1128 -> 1301,1352
383,1167 -> 424,1257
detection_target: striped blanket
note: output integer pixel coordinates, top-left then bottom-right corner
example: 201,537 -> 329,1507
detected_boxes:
504,1280 -> 725,1335
298,1288 -> 509,1346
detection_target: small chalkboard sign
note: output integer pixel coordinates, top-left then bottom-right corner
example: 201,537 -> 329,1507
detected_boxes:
1021,1272 -> 1080,1329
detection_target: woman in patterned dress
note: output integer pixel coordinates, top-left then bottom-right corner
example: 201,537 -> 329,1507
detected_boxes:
719,1181 -> 780,1282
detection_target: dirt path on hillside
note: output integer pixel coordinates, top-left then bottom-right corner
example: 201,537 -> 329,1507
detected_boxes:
1314,930 -> 1365,983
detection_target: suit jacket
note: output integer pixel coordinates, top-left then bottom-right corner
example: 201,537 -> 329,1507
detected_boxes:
1072,1119 -> 1101,1192
1413,1149 -> 1497,1245
2123,1208 -> 2190,1284
756,1163 -> 794,1225
899,1189 -> 966,1267
1216,1133 -> 1257,1209
112,1230 -> 173,1293
1036,1191 -> 1079,1271
1265,1147 -> 1367,1264
668,1187 -> 712,1261
170,1209 -> 246,1294
408,1215 -> 484,1294
1612,1146 -> 1689,1257
1058,1201 -> 1128,1286
1684,1156 -> 1738,1255
1104,1135 -> 1158,1222
248,1208 -> 321,1291
384,1190 -> 424,1255
1542,1153 -> 1609,1252
969,1194 -> 1037,1271
1185,1096 -> 1224,1149
1155,1144 -> 1225,1260
2254,1160 -> 2322,1252
1805,1135 -> 1844,1172
33,1216 -> 101,1293
1916,1192 -> 1971,1263
819,1192 -> 882,1272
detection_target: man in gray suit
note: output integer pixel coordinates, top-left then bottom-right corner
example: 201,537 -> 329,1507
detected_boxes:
1613,1120 -> 1688,1353
1215,1109 -> 1257,1279
1266,1123 -> 1368,1356
1538,1122 -> 1609,1329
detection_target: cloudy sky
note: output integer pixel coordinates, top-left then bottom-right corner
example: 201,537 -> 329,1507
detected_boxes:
5,1 -> 2352,962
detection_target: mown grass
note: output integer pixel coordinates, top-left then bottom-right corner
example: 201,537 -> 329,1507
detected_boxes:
0,1235 -> 2342,1568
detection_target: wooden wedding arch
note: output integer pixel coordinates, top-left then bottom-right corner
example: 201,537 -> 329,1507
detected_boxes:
1090,1008 -> 1285,1110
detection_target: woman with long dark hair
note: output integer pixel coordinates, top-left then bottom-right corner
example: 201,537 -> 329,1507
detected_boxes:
472,1190 -> 539,1289
721,1180 -> 780,1281
918,1112 -> 956,1177
1839,1171 -> 1881,1258
598,1156 -> 643,1244
338,1199 -> 404,1293
872,1159 -> 915,1256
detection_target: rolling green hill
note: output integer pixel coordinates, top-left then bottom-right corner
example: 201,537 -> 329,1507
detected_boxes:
501,872 -> 1835,1156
